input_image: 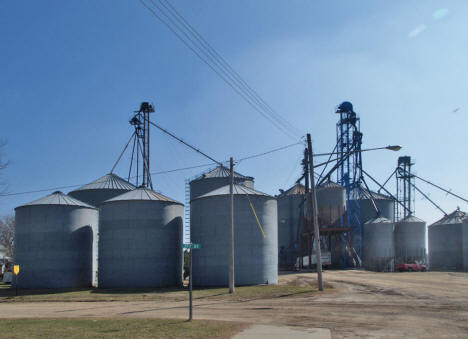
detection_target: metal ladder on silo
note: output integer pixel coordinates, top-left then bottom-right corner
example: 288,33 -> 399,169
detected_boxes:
184,179 -> 191,244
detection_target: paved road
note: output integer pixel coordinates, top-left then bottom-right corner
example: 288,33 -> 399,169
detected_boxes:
1,271 -> 467,338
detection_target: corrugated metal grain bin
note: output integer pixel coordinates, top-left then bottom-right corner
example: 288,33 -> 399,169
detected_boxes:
190,166 -> 254,200
317,181 -> 346,226
428,209 -> 466,271
317,181 -> 347,267
277,183 -> 305,269
98,187 -> 183,288
463,216 -> 468,272
14,191 -> 98,288
191,184 -> 277,286
395,215 -> 426,264
359,189 -> 395,223
69,173 -> 135,207
362,216 -> 394,271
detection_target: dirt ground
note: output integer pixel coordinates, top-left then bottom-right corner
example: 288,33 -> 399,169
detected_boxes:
1,270 -> 467,338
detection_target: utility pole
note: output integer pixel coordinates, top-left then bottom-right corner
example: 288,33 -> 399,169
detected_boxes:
229,157 -> 235,293
307,133 -> 323,291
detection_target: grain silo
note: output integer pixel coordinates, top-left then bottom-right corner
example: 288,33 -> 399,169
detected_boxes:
191,184 -> 277,286
317,181 -> 347,267
98,187 -> 184,288
394,215 -> 426,264
359,189 -> 395,223
362,216 -> 394,271
463,216 -> 468,272
317,181 -> 346,226
277,183 -> 305,269
14,191 -> 98,288
428,209 -> 466,271
69,173 -> 135,207
190,166 -> 254,200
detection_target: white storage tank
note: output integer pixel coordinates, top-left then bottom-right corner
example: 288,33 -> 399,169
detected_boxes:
14,191 -> 98,288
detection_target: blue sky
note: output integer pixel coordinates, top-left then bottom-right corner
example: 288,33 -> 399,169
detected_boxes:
1,1 -> 467,225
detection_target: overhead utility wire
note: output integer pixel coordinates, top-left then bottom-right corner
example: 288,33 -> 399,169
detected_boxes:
317,142 -> 338,183
409,181 -> 447,216
236,142 -> 303,164
0,163 -> 217,197
1,137 -> 303,197
377,168 -> 397,194
146,118 -> 222,165
157,0 -> 302,139
360,167 -> 411,215
144,0 -> 298,140
139,0 -> 300,141
412,173 -> 468,204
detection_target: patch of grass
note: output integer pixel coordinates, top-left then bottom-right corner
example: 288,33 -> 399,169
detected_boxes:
0,284 -> 315,303
0,318 -> 247,338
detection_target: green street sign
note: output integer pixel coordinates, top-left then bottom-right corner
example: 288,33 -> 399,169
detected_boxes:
182,243 -> 201,249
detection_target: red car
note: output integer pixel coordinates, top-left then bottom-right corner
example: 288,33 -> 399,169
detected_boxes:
395,263 -> 427,272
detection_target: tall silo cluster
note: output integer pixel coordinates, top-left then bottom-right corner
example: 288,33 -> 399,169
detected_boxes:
277,183 -> 305,269
428,209 -> 467,271
190,166 -> 278,286
14,191 -> 98,288
14,172 -> 184,289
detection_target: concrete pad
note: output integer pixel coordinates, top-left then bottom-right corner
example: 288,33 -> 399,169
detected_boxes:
233,324 -> 331,339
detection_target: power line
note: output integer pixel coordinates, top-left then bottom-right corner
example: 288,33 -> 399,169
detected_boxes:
0,163 -> 217,198
236,142 -> 303,163
157,0 -> 302,138
146,118 -> 222,165
139,0 -> 301,141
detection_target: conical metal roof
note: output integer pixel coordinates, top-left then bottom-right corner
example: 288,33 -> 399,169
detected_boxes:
317,181 -> 344,190
398,215 -> 425,223
103,187 -> 183,205
350,187 -> 394,201
16,191 -> 95,209
195,184 -> 271,199
70,173 -> 135,192
364,216 -> 393,224
191,166 -> 253,182
278,183 -> 305,196
430,209 -> 467,227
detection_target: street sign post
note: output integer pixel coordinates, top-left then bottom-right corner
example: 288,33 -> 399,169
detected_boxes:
182,244 -> 201,321
13,265 -> 20,296
182,244 -> 201,250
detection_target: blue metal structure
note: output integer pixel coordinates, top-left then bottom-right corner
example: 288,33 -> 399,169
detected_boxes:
335,102 -> 364,258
